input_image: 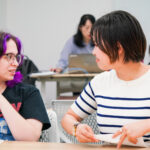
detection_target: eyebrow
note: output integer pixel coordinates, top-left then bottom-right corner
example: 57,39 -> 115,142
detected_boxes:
4,52 -> 18,55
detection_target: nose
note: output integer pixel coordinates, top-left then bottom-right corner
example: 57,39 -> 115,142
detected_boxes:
88,28 -> 91,35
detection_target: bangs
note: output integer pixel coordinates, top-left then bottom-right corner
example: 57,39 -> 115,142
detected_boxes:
91,23 -> 119,63
91,27 -> 106,51
91,26 -> 111,55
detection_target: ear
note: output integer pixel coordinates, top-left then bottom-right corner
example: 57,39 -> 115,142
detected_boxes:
117,42 -> 124,56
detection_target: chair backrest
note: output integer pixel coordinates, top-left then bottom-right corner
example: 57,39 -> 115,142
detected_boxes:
51,100 -> 101,144
17,55 -> 39,86
40,109 -> 60,142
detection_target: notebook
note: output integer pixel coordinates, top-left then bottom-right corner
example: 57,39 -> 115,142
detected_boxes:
68,54 -> 103,73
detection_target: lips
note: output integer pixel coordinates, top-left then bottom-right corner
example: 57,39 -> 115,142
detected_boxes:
96,58 -> 100,63
9,69 -> 16,76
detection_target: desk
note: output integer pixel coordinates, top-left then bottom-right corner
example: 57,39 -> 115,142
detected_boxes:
30,73 -> 97,99
0,141 -> 148,150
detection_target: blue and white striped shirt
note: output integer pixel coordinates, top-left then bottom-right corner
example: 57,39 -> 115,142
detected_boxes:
71,69 -> 150,141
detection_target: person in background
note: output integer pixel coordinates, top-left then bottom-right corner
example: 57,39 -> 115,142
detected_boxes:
61,10 -> 150,148
0,31 -> 50,141
148,45 -> 150,65
51,14 -> 96,73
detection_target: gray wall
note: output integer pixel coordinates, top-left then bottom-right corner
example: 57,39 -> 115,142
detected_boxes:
0,0 -> 150,102
0,0 -> 6,28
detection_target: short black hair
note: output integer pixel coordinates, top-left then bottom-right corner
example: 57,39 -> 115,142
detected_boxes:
91,10 -> 146,63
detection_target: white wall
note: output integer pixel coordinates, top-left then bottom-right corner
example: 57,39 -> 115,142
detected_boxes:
4,0 -> 113,69
0,0 -> 6,29
0,0 -> 150,102
1,0 -> 113,102
113,0 -> 150,64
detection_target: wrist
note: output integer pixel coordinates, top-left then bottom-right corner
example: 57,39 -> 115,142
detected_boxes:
145,119 -> 150,133
72,122 -> 81,137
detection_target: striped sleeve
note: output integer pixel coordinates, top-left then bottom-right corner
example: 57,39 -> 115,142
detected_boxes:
71,82 -> 97,118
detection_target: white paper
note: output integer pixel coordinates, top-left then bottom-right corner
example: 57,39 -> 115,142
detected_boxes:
29,71 -> 56,77
0,140 -> 4,144
94,134 -> 148,147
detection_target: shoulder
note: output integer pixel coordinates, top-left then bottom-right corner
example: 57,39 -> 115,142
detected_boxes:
65,36 -> 75,46
14,82 -> 37,89
90,70 -> 116,88
62,36 -> 78,53
92,70 -> 115,81
12,83 -> 39,95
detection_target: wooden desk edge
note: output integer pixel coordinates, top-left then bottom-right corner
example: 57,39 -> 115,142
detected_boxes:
30,73 -> 98,79
1,141 -> 148,150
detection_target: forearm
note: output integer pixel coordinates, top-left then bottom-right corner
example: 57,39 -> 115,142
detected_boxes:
144,119 -> 150,134
61,110 -> 98,143
61,109 -> 82,135
0,95 -> 41,141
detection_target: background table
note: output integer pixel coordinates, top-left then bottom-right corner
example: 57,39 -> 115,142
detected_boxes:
30,73 -> 97,99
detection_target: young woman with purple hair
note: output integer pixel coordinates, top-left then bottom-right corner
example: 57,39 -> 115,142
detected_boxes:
0,32 -> 50,141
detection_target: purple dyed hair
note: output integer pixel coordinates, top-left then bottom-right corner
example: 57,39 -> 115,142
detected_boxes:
0,32 -> 24,87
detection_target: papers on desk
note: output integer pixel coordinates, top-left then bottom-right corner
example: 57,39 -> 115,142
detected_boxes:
0,140 -> 4,144
94,134 -> 150,147
29,71 -> 56,78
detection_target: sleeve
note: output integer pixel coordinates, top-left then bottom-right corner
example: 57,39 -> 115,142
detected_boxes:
19,86 -> 51,130
71,81 -> 97,119
56,37 -> 74,70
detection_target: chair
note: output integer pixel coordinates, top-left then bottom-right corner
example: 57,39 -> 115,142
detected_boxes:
51,100 -> 102,144
39,109 -> 60,142
17,55 -> 39,86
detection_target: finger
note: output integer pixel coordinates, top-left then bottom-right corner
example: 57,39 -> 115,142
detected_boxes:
76,134 -> 95,143
117,133 -> 127,149
112,130 -> 122,138
93,138 -> 100,143
56,69 -> 61,73
128,136 -> 137,144
80,129 -> 94,140
50,68 -> 55,72
82,126 -> 97,141
77,125 -> 99,142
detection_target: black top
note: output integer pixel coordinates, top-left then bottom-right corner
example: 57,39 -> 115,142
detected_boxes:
0,83 -> 50,140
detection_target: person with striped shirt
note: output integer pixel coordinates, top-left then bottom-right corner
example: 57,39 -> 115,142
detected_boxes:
61,10 -> 150,148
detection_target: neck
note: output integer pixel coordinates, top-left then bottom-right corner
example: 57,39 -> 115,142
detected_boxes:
83,38 -> 90,44
115,62 -> 150,81
0,82 -> 7,94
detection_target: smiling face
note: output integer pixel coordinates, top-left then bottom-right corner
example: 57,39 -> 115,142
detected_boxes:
0,39 -> 19,82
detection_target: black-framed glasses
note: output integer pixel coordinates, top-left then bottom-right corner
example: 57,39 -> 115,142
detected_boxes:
3,53 -> 22,64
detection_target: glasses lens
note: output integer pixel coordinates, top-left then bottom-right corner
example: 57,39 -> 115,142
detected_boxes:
3,53 -> 22,64
16,54 -> 22,64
